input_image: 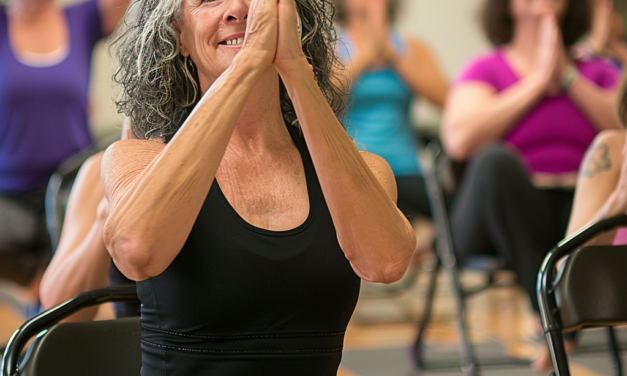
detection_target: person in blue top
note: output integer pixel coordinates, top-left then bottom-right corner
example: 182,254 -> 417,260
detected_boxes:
335,0 -> 448,219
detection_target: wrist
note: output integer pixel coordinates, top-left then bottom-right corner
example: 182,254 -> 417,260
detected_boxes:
560,65 -> 579,92
526,72 -> 550,95
232,50 -> 271,77
275,56 -> 313,82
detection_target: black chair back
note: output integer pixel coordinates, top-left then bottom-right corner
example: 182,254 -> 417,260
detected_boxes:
1,286 -> 140,376
538,215 -> 627,376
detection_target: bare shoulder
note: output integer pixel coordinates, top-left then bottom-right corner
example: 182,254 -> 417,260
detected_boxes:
360,151 -> 397,203
77,151 -> 105,185
101,139 -> 166,199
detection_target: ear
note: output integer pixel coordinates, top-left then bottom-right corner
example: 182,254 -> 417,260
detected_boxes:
173,20 -> 191,57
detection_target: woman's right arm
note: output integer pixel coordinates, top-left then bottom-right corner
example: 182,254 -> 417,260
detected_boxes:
441,76 -> 546,161
39,153 -> 111,322
102,0 -> 277,282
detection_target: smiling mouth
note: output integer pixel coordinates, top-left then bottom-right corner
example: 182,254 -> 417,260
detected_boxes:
219,37 -> 244,46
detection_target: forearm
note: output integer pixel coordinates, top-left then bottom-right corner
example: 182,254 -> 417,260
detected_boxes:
104,55 -> 265,280
392,50 -> 448,108
567,76 -> 623,131
333,55 -> 370,91
40,220 -> 111,322
442,77 -> 544,160
279,60 -> 416,283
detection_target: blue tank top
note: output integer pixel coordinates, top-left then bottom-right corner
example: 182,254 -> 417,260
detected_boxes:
0,1 -> 102,193
338,30 -> 421,177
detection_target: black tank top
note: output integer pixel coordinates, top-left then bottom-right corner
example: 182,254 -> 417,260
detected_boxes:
137,128 -> 361,376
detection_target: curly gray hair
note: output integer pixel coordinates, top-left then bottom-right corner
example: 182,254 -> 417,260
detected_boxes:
110,0 -> 347,143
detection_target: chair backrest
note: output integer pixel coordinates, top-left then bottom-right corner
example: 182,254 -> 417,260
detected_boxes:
1,287 -> 139,376
554,244 -> 627,331
20,318 -> 141,376
45,134 -> 120,250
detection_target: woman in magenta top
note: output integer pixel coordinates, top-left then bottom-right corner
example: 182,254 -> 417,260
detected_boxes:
441,0 -> 621,369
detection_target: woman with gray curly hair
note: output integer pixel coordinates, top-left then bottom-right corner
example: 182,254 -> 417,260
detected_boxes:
104,0 -> 417,374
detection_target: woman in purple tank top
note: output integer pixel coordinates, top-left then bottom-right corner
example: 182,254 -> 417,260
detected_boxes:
440,0 -> 622,371
0,0 -> 129,311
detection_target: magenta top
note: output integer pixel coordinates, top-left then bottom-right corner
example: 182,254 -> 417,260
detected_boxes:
455,50 -> 621,175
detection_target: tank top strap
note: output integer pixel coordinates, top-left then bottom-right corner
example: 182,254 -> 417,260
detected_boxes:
286,125 -> 323,198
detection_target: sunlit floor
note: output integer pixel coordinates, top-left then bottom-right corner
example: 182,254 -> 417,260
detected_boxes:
339,264 -> 626,376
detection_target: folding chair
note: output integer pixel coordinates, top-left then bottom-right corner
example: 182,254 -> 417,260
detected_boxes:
1,286 -> 140,376
538,215 -> 627,376
413,141 -> 530,376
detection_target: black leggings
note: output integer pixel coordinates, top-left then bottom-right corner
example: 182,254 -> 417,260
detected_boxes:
450,145 -> 573,312
395,175 -> 432,219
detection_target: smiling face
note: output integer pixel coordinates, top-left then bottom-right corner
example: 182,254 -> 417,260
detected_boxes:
510,0 -> 569,21
176,0 -> 250,88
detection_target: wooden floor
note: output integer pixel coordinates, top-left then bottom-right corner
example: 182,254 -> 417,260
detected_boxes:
0,265 -> 611,376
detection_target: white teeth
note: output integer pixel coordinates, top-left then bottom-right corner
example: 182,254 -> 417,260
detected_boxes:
223,38 -> 243,46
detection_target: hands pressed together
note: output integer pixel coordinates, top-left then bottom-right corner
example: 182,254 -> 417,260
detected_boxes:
238,0 -> 308,78
348,0 -> 399,71
531,13 -> 572,97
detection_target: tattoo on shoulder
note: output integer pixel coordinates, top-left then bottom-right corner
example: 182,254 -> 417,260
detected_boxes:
582,143 -> 612,178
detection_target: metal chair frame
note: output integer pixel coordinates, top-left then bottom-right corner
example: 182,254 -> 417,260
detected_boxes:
1,286 -> 139,376
413,141 -> 531,375
538,215 -> 627,376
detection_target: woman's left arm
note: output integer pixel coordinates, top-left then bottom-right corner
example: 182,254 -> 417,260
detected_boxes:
275,0 -> 416,284
566,69 -> 623,131
98,0 -> 132,36
390,39 -> 449,108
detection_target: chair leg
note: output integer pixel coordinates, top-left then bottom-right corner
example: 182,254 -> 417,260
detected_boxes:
607,327 -> 623,376
413,258 -> 441,369
546,330 -> 571,376
445,263 -> 480,376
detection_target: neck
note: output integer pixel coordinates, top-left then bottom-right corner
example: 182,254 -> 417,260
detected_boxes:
8,0 -> 56,21
509,18 -> 541,64
219,67 -> 291,155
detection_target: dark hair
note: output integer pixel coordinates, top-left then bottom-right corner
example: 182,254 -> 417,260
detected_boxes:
110,0 -> 347,143
481,0 -> 592,48
333,0 -> 401,25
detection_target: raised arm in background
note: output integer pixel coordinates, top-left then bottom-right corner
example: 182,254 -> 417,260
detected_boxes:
39,153 -> 110,322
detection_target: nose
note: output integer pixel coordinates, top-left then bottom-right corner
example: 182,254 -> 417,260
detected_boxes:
223,0 -> 249,24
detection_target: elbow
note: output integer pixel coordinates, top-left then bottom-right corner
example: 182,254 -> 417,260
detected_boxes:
441,122 -> 471,161
351,245 -> 415,285
104,224 -> 152,281
359,262 -> 411,285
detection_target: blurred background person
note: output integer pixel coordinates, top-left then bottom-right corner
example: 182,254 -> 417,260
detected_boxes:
39,123 -> 137,322
578,0 -> 627,69
335,0 -> 448,221
0,0 -> 130,314
441,0 -> 622,370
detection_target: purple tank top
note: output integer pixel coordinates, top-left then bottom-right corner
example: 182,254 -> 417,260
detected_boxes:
455,49 -> 621,175
0,0 -> 103,192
